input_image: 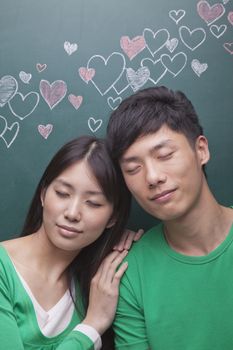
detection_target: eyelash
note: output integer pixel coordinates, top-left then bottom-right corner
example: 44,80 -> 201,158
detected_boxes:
55,190 -> 69,198
86,200 -> 102,208
158,152 -> 173,160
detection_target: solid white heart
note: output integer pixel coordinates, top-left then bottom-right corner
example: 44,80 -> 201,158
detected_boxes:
107,97 -> 122,110
8,92 -> 40,120
191,59 -> 208,77
166,38 -> 179,53
126,67 -> 150,92
19,71 -> 32,84
0,75 -> 18,107
88,117 -> 103,132
64,41 -> 78,55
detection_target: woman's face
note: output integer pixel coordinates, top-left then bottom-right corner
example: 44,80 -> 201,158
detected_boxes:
40,160 -> 114,253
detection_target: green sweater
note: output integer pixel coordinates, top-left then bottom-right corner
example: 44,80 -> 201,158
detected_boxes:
114,222 -> 233,349
0,245 -> 94,349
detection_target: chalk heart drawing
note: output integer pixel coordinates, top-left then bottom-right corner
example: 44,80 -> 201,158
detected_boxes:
68,94 -> 83,110
191,59 -> 208,77
166,38 -> 179,53
228,12 -> 233,25
179,26 -> 206,51
64,41 -> 78,55
223,42 -> 233,54
120,35 -> 146,60
210,24 -> 227,38
38,124 -> 53,139
79,67 -> 95,83
126,67 -> 150,92
36,63 -> 47,73
40,80 -> 67,109
87,53 -> 126,96
141,58 -> 167,85
169,9 -> 186,24
8,92 -> 40,120
197,1 -> 225,25
107,96 -> 122,111
88,117 -> 102,132
0,75 -> 18,107
0,115 -> 19,148
161,52 -> 187,77
19,71 -> 32,84
143,28 -> 170,56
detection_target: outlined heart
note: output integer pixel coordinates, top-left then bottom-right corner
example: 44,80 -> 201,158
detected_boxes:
40,80 -> 67,109
68,94 -> 83,110
120,35 -> 146,60
36,63 -> 47,73
38,124 -> 53,139
19,71 -> 32,84
107,97 -> 122,111
210,24 -> 227,38
161,52 -> 187,77
8,92 -> 40,120
126,67 -> 150,92
197,0 -> 225,25
179,26 -> 206,51
87,53 -> 126,96
223,42 -> 233,54
88,117 -> 102,132
191,59 -> 208,76
64,41 -> 78,55
0,115 -> 19,148
143,28 -> 170,56
141,58 -> 167,85
79,67 -> 95,83
0,75 -> 18,107
169,9 -> 186,24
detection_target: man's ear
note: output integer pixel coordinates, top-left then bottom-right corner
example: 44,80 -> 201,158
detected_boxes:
195,135 -> 210,166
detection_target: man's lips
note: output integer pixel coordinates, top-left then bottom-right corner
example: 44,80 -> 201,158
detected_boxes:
149,189 -> 176,201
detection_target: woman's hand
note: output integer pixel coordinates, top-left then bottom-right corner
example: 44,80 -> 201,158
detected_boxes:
113,228 -> 144,251
82,250 -> 128,335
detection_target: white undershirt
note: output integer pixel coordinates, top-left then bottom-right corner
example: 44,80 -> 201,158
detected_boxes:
11,262 -> 102,349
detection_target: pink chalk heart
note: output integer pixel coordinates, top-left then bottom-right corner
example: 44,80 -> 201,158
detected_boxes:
68,94 -> 83,110
38,124 -> 53,139
79,67 -> 95,83
228,12 -> 233,25
40,80 -> 67,109
120,35 -> 146,60
36,63 -> 47,72
223,42 -> 233,54
197,0 -> 225,25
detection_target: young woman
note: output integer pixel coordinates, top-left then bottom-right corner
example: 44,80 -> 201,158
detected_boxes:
0,136 -> 142,349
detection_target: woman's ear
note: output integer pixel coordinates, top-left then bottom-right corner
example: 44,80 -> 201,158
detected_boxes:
40,188 -> 46,207
195,135 -> 210,166
106,215 -> 116,229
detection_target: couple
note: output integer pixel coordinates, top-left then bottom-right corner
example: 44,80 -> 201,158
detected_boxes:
1,86 -> 232,349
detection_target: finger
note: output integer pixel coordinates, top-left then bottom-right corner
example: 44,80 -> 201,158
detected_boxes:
112,261 -> 128,289
113,230 -> 129,251
99,250 -> 128,284
93,250 -> 120,281
133,228 -> 144,241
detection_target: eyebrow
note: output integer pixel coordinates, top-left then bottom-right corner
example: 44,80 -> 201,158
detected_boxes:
54,179 -> 104,195
121,139 -> 174,164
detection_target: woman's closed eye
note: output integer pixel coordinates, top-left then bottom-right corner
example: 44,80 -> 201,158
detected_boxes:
55,190 -> 70,198
86,200 -> 103,208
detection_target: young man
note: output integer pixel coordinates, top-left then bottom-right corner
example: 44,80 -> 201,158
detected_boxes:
106,86 -> 233,349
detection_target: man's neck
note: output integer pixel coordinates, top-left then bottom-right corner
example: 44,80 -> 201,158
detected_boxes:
163,188 -> 233,257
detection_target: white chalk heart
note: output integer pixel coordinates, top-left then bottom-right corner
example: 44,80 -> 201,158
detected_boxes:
38,124 -> 53,139
64,41 -> 78,55
0,75 -> 18,107
88,117 -> 102,132
191,59 -> 208,77
19,71 -> 32,84
126,67 -> 150,92
107,97 -> 122,110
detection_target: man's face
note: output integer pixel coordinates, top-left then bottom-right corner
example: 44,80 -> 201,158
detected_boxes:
120,126 -> 209,222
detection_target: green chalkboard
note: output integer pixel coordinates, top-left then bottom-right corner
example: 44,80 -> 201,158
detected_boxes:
0,0 -> 233,240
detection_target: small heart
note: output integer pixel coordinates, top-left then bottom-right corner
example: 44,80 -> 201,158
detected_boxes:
40,80 -> 67,109
166,38 -> 179,53
0,75 -> 18,107
36,63 -> 47,73
120,35 -> 146,60
191,59 -> 208,77
223,42 -> 233,54
169,9 -> 186,24
38,124 -> 53,139
228,11 -> 233,25
126,67 -> 150,92
68,94 -> 83,110
19,71 -> 32,84
79,67 -> 95,83
197,0 -> 225,25
8,92 -> 40,120
107,97 -> 122,111
210,24 -> 227,38
0,116 -> 19,148
64,41 -> 78,55
88,117 -> 102,132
